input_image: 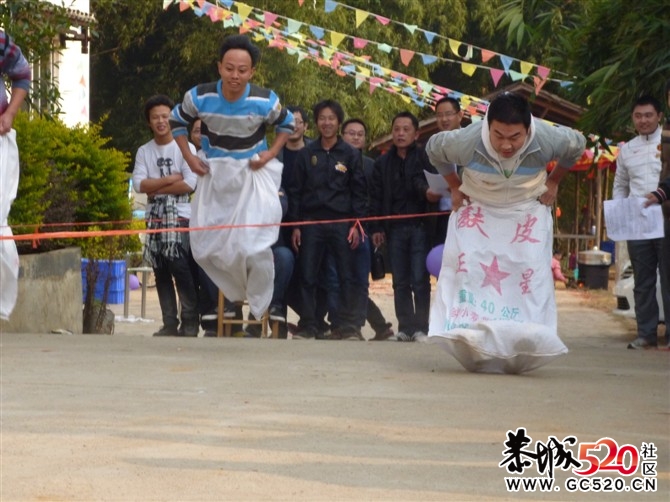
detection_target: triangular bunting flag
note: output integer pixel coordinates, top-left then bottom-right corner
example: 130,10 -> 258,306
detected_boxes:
377,43 -> 392,53
353,37 -> 367,49
490,68 -> 505,87
424,31 -> 437,44
400,49 -> 415,66
374,15 -> 390,25
533,76 -> 547,95
421,54 -> 438,65
179,1 -> 190,12
263,12 -> 278,27
330,31 -> 346,48
464,45 -> 473,61
355,9 -> 368,28
403,24 -> 417,34
163,0 -> 174,9
299,0 -> 304,5
460,62 -> 476,76
310,25 -> 325,39
489,68 -> 505,87
287,19 -> 302,34
536,65 -> 550,80
481,49 -> 496,63
355,74 -> 364,89
509,70 -> 525,81
324,0 -> 337,13
520,61 -> 533,76
499,55 -> 513,73
236,2 -> 253,20
448,39 -> 461,56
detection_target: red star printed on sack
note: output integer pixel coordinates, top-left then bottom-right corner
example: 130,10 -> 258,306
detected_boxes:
480,256 -> 510,295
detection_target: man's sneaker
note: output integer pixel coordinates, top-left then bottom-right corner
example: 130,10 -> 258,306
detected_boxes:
627,337 -> 657,350
179,320 -> 200,337
389,331 -> 411,342
339,328 -> 364,341
153,325 -> 179,337
268,305 -> 286,323
372,324 -> 394,341
293,327 -> 317,340
201,311 -> 218,322
411,331 -> 428,343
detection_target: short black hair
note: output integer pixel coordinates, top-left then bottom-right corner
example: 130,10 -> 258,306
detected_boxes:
143,94 -> 174,122
392,111 -> 419,130
633,94 -> 662,114
435,96 -> 461,113
219,35 -> 261,66
487,91 -> 532,130
342,118 -> 367,134
288,105 -> 309,126
313,99 -> 344,125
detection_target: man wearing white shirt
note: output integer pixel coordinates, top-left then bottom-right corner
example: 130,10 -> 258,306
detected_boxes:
133,95 -> 199,337
613,94 -> 670,349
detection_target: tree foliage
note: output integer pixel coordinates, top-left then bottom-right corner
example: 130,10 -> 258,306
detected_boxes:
0,0 -> 72,117
497,0 -> 670,141
90,0 -> 506,158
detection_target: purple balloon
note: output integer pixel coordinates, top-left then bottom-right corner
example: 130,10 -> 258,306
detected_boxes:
426,244 -> 444,278
128,273 -> 140,290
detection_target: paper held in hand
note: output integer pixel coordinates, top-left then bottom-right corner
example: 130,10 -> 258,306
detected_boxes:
603,197 -> 664,241
424,169 -> 451,197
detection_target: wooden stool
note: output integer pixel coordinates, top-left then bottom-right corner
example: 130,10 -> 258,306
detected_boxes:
216,291 -> 279,338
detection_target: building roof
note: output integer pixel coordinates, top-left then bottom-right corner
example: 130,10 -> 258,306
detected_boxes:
369,82 -> 585,154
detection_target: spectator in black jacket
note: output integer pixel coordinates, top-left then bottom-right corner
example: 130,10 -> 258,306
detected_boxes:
370,112 -> 441,341
287,100 -> 368,340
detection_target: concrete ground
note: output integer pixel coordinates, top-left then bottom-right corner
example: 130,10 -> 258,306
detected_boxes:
1,277 -> 668,501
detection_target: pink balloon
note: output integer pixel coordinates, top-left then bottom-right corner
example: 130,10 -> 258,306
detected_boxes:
426,245 -> 444,278
128,274 -> 140,290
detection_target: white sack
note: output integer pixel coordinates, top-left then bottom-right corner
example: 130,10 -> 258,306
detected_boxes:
190,157 -> 282,319
428,200 -> 567,374
0,130 -> 20,321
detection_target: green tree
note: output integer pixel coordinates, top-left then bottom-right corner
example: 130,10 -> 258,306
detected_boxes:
497,0 -> 670,141
0,0 -> 73,117
90,0 -> 505,157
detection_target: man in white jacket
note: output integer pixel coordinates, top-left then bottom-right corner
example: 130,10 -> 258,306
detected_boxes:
613,94 -> 669,349
425,92 -> 585,373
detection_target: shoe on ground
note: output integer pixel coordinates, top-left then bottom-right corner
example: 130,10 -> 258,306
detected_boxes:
153,325 -> 179,337
411,331 -> 428,343
389,331 -> 411,342
372,325 -> 394,341
203,330 -> 218,337
179,321 -> 200,337
627,337 -> 657,350
244,324 -> 262,338
338,328 -> 364,341
201,311 -> 218,322
293,327 -> 317,340
269,305 -> 286,323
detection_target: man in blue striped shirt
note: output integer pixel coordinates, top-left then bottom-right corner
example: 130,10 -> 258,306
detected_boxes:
170,35 -> 294,171
169,35 -> 295,322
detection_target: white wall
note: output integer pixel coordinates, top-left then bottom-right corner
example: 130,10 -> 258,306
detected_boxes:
47,0 -> 90,127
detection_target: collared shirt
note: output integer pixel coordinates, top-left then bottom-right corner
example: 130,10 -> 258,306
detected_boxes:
0,31 -> 31,116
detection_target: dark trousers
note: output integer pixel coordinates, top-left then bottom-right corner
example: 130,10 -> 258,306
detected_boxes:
297,222 -> 357,332
153,250 -> 199,329
387,223 -> 431,335
627,237 -> 670,341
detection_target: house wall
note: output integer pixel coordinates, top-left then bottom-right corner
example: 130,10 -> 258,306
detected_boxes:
47,0 -> 90,127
